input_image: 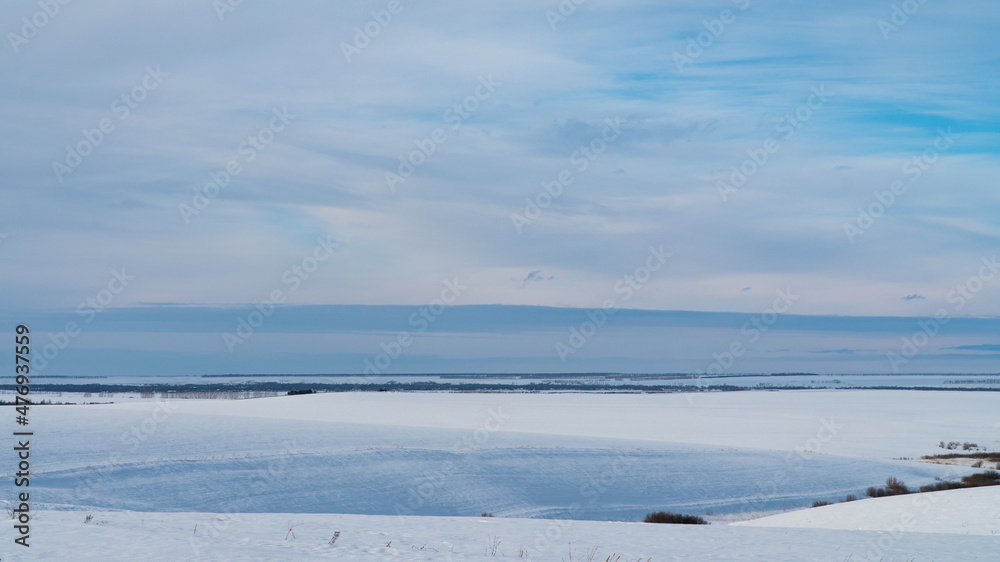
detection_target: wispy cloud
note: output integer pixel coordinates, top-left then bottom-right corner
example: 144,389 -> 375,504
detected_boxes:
0,0 -> 996,319
944,344 -> 1000,352
811,349 -> 859,355
521,270 -> 554,288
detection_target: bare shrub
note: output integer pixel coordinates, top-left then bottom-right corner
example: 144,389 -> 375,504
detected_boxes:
918,470 -> 1000,492
643,511 -> 708,525
866,477 -> 912,498
884,477 -> 911,495
963,470 -> 1000,487
487,534 -> 501,556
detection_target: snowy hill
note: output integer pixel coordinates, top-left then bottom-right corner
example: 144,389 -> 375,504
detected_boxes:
7,508 -> 1000,561
2,389 -> 997,559
738,485 -> 1000,536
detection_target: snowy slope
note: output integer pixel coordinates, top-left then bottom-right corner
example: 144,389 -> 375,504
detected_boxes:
97,389 -> 999,459
5,510 -> 1000,561
737,485 -> 1000,536
2,389 -> 997,560
20,392 -> 983,519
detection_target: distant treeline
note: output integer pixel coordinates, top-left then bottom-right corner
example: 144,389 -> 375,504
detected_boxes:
3,381 -> 761,394
2,381 -> 999,396
195,372 -> 823,380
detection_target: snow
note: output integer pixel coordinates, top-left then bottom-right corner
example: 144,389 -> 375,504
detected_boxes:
737,485 -> 1000,536
7,510 -> 1000,561
2,389 -> 998,559
99,389 -> 1000,459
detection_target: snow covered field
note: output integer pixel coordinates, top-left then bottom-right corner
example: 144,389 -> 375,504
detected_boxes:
8,507 -> 1000,561
738,485 -> 1000,535
3,389 -> 998,559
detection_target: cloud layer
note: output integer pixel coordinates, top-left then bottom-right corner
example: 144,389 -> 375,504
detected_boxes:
2,1 -> 999,375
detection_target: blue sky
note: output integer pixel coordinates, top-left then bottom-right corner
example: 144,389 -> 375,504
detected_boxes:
1,0 -> 998,375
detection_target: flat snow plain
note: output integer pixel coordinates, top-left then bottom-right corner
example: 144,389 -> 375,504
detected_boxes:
2,389 -> 998,560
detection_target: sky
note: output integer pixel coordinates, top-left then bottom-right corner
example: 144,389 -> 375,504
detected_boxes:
1,0 -> 998,375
